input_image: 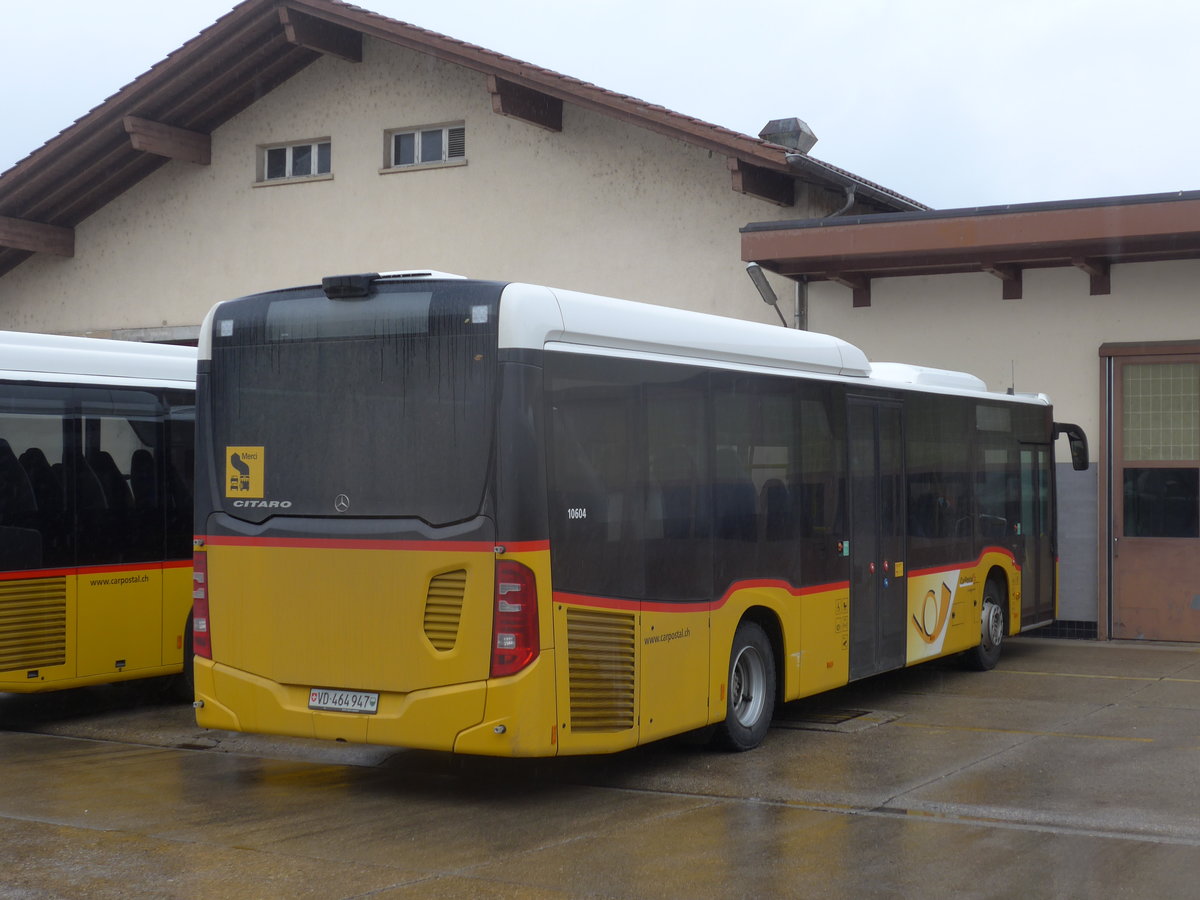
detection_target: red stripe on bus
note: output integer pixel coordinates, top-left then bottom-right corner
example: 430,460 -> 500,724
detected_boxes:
554,579 -> 851,614
907,546 -> 1018,578
199,535 -> 548,553
0,560 -> 187,582
0,566 -> 77,581
497,541 -> 552,554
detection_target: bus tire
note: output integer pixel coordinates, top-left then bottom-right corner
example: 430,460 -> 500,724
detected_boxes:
964,579 -> 1005,671
713,620 -> 776,752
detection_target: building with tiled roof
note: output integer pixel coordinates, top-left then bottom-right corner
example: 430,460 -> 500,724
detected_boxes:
0,0 -> 919,340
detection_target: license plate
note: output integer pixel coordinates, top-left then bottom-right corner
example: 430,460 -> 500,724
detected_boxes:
307,687 -> 379,714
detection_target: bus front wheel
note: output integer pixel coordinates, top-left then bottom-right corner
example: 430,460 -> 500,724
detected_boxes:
713,620 -> 776,752
964,580 -> 1005,671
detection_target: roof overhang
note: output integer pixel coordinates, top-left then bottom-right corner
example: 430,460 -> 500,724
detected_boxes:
742,190 -> 1200,306
0,0 -> 923,282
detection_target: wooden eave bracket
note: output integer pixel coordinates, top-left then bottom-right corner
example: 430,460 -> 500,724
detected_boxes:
983,263 -> 1023,300
0,215 -> 74,256
487,76 -> 563,132
279,7 -> 363,62
1073,256 -> 1112,295
123,116 -> 211,165
728,159 -> 795,207
826,272 -> 872,308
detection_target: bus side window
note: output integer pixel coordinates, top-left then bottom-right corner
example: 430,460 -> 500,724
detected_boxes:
0,437 -> 42,570
130,449 -> 157,508
644,381 -> 709,601
77,389 -> 164,565
165,396 -> 195,561
546,386 -> 641,599
796,386 -> 847,588
759,478 -> 791,540
713,447 -> 756,540
20,447 -> 64,515
1,395 -> 72,571
907,395 -> 973,569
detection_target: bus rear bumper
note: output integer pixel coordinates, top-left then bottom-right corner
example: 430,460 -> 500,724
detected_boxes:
193,657 -> 489,751
453,650 -> 560,757
192,653 -> 563,755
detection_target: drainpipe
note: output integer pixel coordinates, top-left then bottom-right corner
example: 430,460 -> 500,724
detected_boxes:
780,155 -> 857,330
829,184 -> 857,217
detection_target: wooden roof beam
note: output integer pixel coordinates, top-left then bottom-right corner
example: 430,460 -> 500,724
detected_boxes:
0,216 -> 74,257
826,272 -> 872,307
728,159 -> 794,207
487,75 -> 562,132
983,263 -> 1023,300
1073,256 -> 1112,295
123,116 -> 211,165
279,6 -> 362,62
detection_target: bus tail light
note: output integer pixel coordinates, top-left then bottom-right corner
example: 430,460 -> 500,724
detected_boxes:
192,551 -> 212,659
491,560 -> 539,677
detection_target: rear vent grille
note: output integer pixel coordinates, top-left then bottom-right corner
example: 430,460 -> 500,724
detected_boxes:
423,569 -> 467,651
566,607 -> 636,732
0,577 -> 67,672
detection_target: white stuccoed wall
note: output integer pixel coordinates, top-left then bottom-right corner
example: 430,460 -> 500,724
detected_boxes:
0,37 -> 812,335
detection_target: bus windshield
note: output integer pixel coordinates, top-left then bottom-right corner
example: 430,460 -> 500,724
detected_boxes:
208,281 -> 503,524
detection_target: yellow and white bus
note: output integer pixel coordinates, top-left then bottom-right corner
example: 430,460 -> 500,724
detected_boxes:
192,272 -> 1087,755
0,331 -> 196,694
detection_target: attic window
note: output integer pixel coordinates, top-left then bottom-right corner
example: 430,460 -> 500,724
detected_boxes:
259,139 -> 332,183
383,123 -> 466,172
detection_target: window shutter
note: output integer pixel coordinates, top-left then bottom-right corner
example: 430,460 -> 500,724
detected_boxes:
448,127 -> 466,159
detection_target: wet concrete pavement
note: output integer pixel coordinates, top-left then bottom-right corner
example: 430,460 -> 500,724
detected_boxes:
2,637 -> 1200,898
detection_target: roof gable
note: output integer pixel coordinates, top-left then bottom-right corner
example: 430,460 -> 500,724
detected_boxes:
0,0 -> 922,279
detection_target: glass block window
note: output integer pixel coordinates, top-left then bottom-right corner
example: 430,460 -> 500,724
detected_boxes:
261,140 -> 332,182
1123,363 -> 1200,461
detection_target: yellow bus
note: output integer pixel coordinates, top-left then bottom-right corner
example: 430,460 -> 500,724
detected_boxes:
192,272 -> 1087,755
0,331 -> 196,694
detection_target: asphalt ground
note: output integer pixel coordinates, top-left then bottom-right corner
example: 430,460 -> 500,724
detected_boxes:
2,637 -> 1199,898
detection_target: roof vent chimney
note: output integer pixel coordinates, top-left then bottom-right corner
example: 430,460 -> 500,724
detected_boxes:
759,118 -> 818,155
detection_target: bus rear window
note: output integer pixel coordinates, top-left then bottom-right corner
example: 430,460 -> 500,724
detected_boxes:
209,281 -> 502,524
263,292 -> 433,342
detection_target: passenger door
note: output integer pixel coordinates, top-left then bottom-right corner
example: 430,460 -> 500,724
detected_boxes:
1019,444 -> 1055,627
847,398 -> 906,679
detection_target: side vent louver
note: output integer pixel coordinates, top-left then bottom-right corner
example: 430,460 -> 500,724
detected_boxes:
448,126 -> 466,159
566,607 -> 636,732
423,569 -> 467,651
0,577 -> 67,672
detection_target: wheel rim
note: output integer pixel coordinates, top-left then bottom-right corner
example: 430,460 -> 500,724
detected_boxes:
981,599 -> 1004,650
730,644 -> 766,727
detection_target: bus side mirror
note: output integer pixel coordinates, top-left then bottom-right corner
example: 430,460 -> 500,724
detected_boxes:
1053,422 -> 1089,471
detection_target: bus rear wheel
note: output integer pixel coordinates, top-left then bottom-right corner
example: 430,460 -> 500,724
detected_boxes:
713,620 -> 776,751
964,579 -> 1005,671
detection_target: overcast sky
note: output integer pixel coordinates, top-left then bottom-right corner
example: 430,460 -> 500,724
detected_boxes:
3,0 -> 1196,210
